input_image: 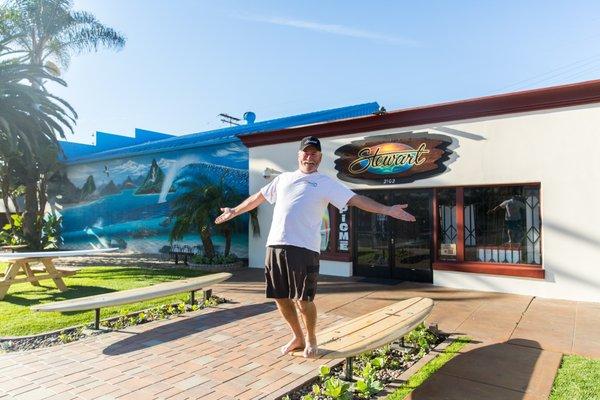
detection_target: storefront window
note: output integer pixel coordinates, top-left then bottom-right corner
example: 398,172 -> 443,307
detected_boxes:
464,185 -> 541,264
437,188 -> 457,261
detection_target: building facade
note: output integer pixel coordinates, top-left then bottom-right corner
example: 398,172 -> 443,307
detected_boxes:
54,103 -> 379,256
241,80 -> 600,302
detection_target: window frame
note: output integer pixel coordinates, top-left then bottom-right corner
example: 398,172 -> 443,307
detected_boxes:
433,182 -> 544,279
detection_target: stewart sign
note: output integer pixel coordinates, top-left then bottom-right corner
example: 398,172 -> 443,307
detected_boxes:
334,132 -> 454,185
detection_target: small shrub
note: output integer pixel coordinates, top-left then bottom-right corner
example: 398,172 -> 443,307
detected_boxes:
405,323 -> 438,357
191,252 -> 239,265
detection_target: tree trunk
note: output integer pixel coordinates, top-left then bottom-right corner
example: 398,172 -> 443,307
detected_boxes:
223,226 -> 232,256
22,179 -> 40,249
199,226 -> 215,258
0,174 -> 13,230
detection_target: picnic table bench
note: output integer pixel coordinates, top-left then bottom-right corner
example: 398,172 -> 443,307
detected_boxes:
31,272 -> 232,329
0,248 -> 118,300
291,297 -> 434,379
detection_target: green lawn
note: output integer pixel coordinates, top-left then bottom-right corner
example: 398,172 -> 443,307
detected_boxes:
550,354 -> 600,400
0,264 -> 209,337
386,337 -> 470,400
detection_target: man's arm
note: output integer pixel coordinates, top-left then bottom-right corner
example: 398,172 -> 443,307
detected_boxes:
215,192 -> 267,224
347,194 -> 416,222
488,201 -> 506,214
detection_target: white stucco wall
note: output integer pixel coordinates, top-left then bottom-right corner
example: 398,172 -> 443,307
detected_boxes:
248,104 -> 600,302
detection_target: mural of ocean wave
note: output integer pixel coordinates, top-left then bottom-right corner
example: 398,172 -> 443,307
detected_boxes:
57,141 -> 251,257
61,189 -> 175,230
172,162 -> 247,193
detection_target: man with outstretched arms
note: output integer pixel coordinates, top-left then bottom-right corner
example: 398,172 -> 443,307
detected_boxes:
215,136 -> 416,357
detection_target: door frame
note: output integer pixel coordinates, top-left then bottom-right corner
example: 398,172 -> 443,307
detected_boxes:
352,188 -> 434,282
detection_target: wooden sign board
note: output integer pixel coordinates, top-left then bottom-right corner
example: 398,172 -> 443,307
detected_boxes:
334,132 -> 454,185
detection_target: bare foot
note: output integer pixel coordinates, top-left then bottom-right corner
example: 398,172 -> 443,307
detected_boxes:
302,342 -> 318,358
281,337 -> 305,355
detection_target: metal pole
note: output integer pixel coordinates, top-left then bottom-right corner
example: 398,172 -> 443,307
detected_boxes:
344,357 -> 353,381
203,289 -> 212,302
190,290 -> 195,306
94,308 -> 100,330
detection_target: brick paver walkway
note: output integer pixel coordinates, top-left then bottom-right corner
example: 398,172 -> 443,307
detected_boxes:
1,268 -> 599,399
0,300 -> 345,400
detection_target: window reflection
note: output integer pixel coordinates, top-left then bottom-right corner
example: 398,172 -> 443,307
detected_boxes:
437,188 -> 457,261
320,206 -> 332,252
464,186 -> 541,264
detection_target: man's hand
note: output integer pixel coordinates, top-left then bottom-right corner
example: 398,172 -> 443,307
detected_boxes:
388,204 -> 416,222
215,207 -> 236,224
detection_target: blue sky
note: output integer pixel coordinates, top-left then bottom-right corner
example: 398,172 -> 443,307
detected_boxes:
50,0 -> 600,144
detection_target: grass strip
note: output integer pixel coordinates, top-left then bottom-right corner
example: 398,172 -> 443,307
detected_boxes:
549,354 -> 600,400
386,336 -> 471,400
0,264 -> 208,336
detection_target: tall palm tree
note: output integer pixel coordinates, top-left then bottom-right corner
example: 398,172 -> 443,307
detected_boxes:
2,0 -> 125,70
0,0 -> 125,247
0,35 -> 76,241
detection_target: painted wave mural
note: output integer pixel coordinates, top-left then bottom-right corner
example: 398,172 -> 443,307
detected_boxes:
52,142 -> 250,256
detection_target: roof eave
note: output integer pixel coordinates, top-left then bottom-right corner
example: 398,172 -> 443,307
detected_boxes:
239,79 -> 600,148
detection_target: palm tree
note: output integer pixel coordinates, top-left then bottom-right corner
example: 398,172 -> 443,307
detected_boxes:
0,0 -> 125,247
0,34 -> 76,241
1,0 -> 125,70
169,177 -> 260,258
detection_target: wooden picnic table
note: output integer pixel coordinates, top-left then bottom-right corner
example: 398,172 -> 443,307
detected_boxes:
0,248 -> 118,300
0,244 -> 28,253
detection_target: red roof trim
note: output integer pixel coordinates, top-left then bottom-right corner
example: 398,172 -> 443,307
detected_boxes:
240,79 -> 600,148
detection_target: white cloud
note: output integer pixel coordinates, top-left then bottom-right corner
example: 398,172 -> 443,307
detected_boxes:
237,14 -> 418,46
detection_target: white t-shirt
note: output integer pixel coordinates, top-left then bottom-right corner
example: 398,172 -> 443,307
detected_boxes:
260,170 -> 355,253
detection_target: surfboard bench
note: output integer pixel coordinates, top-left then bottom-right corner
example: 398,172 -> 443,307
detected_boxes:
292,297 -> 434,380
30,272 -> 232,330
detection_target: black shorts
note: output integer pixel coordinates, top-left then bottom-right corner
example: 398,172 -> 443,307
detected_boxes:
506,220 -> 522,231
265,245 -> 320,302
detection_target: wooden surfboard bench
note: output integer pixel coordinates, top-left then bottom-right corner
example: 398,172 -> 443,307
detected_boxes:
291,297 -> 434,380
30,272 -> 232,329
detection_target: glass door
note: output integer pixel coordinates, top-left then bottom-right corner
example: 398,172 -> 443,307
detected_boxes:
353,191 -> 392,278
353,189 -> 433,282
391,189 -> 433,282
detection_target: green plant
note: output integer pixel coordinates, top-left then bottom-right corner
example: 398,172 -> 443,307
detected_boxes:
319,364 -> 331,379
58,331 -> 73,344
136,312 -> 147,323
405,323 -> 438,356
371,356 -> 386,370
0,214 -> 25,245
353,361 -> 384,398
355,376 -> 384,398
191,252 -> 239,265
321,377 -> 352,400
41,212 -> 62,249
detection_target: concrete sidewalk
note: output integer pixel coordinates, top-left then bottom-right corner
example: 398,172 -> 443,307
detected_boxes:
0,268 -> 598,399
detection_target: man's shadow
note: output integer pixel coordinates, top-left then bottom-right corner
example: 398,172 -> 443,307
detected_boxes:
408,339 -> 552,400
102,302 -> 276,356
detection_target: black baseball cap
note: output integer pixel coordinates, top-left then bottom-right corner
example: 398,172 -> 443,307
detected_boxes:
299,136 -> 321,152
